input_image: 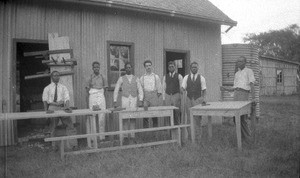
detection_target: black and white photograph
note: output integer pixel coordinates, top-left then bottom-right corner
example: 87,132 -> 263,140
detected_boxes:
0,0 -> 299,177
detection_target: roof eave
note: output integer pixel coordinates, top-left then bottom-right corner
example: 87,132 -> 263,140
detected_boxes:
60,0 -> 237,26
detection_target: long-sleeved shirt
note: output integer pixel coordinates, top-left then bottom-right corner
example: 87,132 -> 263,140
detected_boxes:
162,72 -> 183,100
42,82 -> 70,104
113,74 -> 144,102
140,73 -> 162,93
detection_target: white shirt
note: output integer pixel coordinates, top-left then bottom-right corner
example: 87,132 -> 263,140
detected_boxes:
140,73 -> 162,93
113,74 -> 144,102
233,67 -> 255,91
182,73 -> 206,90
42,82 -> 70,104
162,72 -> 183,100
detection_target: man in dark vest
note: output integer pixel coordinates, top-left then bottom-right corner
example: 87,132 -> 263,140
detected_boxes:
163,61 -> 183,125
113,62 -> 143,138
182,61 -> 207,133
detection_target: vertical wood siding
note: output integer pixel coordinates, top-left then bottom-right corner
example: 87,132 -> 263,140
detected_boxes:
260,58 -> 298,95
0,0 -> 223,145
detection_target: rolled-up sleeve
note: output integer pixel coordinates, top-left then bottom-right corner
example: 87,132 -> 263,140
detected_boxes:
155,75 -> 162,94
113,77 -> 123,102
42,86 -> 49,103
136,78 -> 144,101
201,76 -> 206,90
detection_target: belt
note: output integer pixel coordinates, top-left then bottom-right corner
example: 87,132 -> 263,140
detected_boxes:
235,88 -> 250,92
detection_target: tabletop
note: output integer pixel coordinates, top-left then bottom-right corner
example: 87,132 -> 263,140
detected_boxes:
190,101 -> 252,111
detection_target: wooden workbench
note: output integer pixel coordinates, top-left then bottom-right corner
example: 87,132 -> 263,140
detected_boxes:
189,101 -> 254,150
116,106 -> 178,146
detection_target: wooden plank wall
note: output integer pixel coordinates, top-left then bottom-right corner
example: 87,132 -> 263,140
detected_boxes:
0,0 -> 222,145
0,2 -> 15,146
260,59 -> 298,95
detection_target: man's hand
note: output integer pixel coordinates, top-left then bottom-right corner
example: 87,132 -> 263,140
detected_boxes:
113,101 -> 118,108
157,93 -> 162,98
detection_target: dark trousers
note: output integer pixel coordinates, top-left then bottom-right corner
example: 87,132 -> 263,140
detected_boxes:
143,91 -> 159,127
234,90 -> 251,141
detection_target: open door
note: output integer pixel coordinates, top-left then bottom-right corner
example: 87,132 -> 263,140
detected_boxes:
13,40 -> 49,141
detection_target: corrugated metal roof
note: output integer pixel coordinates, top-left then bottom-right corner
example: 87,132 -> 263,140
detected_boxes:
66,0 -> 237,26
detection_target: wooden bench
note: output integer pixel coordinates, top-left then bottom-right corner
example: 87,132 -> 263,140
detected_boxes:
45,124 -> 190,161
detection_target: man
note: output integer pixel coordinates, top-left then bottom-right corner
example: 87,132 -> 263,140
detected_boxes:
221,56 -> 256,143
113,62 -> 143,138
140,59 -> 162,128
86,61 -> 108,141
42,71 -> 74,141
182,61 -> 207,135
163,61 -> 183,125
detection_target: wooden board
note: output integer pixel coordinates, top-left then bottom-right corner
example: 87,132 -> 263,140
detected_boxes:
48,33 -> 75,107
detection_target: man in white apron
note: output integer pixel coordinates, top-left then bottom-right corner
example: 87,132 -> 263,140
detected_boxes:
86,61 -> 108,146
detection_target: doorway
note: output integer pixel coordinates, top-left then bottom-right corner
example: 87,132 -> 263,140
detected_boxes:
14,40 -> 49,138
164,49 -> 190,77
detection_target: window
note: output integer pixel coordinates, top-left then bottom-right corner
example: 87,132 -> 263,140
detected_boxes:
107,41 -> 134,88
276,69 -> 283,84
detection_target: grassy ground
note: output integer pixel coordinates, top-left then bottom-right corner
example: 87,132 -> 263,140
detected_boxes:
1,95 -> 300,178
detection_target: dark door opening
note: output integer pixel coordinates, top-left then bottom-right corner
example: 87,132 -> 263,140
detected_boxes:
164,50 -> 190,77
16,41 -> 49,138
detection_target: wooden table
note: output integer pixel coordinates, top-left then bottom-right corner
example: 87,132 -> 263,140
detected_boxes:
189,101 -> 253,150
0,109 -> 111,148
117,106 -> 177,146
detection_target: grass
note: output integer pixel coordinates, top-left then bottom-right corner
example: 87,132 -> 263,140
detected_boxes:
1,95 -> 300,177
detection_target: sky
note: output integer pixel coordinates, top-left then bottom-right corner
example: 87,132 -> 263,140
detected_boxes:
208,0 -> 300,44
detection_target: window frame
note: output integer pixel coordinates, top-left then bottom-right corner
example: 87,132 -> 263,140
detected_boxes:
106,41 -> 134,90
276,68 -> 283,85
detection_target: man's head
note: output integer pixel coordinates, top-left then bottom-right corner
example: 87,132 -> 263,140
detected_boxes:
237,56 -> 247,70
125,62 -> 132,75
92,61 -> 100,75
144,60 -> 152,74
51,71 -> 60,83
168,61 -> 176,73
190,61 -> 198,74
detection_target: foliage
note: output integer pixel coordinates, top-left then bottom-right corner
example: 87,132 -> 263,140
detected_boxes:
243,24 -> 300,63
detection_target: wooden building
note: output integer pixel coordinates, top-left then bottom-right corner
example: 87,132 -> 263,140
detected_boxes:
260,56 -> 300,96
0,0 -> 236,146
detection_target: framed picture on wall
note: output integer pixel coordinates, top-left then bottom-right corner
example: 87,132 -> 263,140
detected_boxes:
107,41 -> 134,89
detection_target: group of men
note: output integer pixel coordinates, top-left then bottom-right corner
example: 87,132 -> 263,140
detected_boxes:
42,55 -> 256,146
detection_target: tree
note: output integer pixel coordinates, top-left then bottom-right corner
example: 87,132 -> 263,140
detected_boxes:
243,24 -> 300,63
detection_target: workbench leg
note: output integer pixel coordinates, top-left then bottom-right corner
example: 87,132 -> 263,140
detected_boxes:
208,116 -> 212,141
60,140 -> 65,162
235,114 -> 242,150
190,111 -> 195,143
119,117 -> 123,146
91,114 -> 98,148
86,117 -> 91,148
177,127 -> 182,146
170,112 -> 177,140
